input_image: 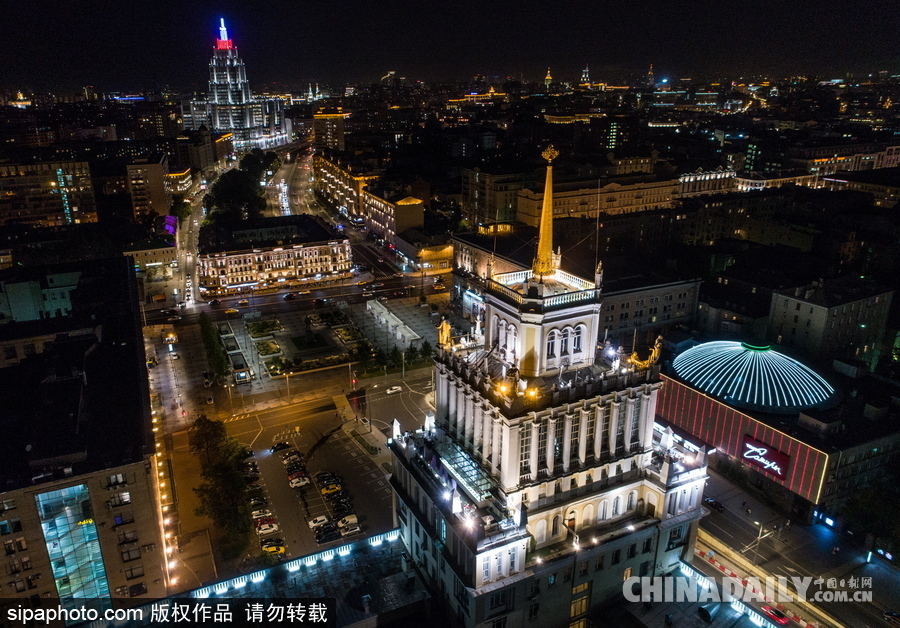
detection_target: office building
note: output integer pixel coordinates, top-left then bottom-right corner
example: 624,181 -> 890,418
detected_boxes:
362,188 -> 425,247
391,148 -> 707,627
126,153 -> 171,218
0,162 -> 98,228
313,107 -> 347,151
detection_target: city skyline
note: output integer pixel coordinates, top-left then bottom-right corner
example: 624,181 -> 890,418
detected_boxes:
3,0 -> 899,92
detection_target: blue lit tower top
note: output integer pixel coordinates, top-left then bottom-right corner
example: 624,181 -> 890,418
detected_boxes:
672,341 -> 834,414
209,19 -> 250,106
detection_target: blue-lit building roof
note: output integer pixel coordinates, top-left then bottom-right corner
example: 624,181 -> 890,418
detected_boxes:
671,341 -> 834,414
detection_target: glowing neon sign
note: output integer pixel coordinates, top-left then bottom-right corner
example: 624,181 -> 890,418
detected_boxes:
742,435 -> 789,479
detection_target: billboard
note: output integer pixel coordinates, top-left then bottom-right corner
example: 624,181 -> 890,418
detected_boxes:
742,434 -> 790,479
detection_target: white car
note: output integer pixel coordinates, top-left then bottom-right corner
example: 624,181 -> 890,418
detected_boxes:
308,516 -> 330,529
256,523 -> 280,536
289,477 -> 310,488
251,509 -> 273,520
386,386 -> 402,395
340,524 -> 361,538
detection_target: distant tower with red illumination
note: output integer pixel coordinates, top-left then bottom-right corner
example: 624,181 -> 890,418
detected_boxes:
182,19 -> 290,151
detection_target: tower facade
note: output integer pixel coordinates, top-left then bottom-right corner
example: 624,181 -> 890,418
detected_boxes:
390,148 -> 708,627
182,20 -> 290,151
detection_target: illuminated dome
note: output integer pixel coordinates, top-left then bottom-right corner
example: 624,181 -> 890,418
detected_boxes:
672,341 -> 834,414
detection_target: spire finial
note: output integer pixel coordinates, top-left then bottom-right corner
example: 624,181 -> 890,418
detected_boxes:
219,18 -> 228,41
532,146 -> 559,277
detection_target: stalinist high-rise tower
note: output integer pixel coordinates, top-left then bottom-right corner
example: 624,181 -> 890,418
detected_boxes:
389,148 -> 709,627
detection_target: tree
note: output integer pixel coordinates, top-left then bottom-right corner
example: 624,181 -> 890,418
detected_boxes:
199,313 -> 231,378
205,169 -> 265,223
420,340 -> 433,358
189,415 -> 227,467
405,345 -> 419,362
389,345 -> 402,366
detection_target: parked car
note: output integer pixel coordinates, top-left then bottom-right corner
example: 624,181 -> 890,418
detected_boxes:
298,290 -> 310,295
340,524 -> 362,538
703,497 -> 726,513
281,450 -> 301,461
244,461 -> 258,472
271,442 -> 291,452
316,531 -> 341,545
386,386 -> 403,395
336,515 -> 358,528
315,471 -> 339,482
240,448 -> 255,459
251,509 -> 272,520
308,516 -> 330,529
288,471 -> 307,481
261,537 -> 283,548
362,292 -> 374,297
247,497 -> 267,508
325,490 -> 350,502
262,545 -> 285,555
289,477 -> 310,488
244,474 -> 260,484
320,484 -> 342,495
254,517 -> 276,528
203,379 -> 212,388
256,523 -> 280,536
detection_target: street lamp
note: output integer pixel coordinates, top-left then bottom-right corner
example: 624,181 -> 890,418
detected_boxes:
226,384 -> 234,416
752,521 -> 764,565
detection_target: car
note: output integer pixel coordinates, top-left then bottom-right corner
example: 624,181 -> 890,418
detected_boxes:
270,442 -> 291,452
240,448 -> 255,459
262,545 -> 286,555
167,316 -> 181,322
256,523 -> 280,536
298,290 -> 310,295
320,484 -> 342,495
289,476 -> 310,488
357,281 -> 367,286
884,612 -> 900,627
316,531 -> 341,544
362,292 -> 374,297
206,397 -> 214,405
315,472 -> 340,482
386,386 -> 403,395
247,497 -> 267,508
244,461 -> 259,472
255,517 -> 276,528
288,471 -> 307,481
308,516 -> 331,529
372,283 -> 384,288
225,308 -> 239,314
325,490 -> 350,502
208,299 -> 221,305
703,497 -> 726,512
332,505 -> 354,519
244,474 -> 260,484
281,450 -> 301,460
377,258 -> 385,263
283,293 -> 296,300
761,606 -> 789,625
312,298 -> 328,306
331,498 -> 353,511
377,296 -> 387,302
285,461 -> 305,472
261,537 -> 283,548
251,509 -> 273,520
238,299 -> 249,306
340,524 -> 361,538
160,309 -> 176,315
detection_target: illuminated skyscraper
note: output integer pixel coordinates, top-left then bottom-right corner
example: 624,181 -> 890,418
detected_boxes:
182,19 -> 290,151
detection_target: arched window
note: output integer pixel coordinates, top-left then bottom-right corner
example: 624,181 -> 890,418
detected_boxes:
598,500 -> 608,521
573,326 -> 583,353
551,515 -> 561,537
613,496 -> 621,517
560,329 -> 569,355
546,332 -> 557,357
627,491 -> 636,511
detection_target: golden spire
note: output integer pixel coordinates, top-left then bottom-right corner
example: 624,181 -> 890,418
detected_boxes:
532,146 -> 559,277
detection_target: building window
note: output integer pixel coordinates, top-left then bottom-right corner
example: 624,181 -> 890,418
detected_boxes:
121,548 -> 141,562
623,567 -> 633,581
573,327 -> 582,352
578,561 -> 588,577
15,538 -> 26,551
489,589 -> 509,610
125,565 -> 144,580
110,492 -> 131,507
528,603 -> 540,620
627,544 -> 637,558
560,330 -> 569,355
483,557 -> 490,582
612,497 -> 620,516
552,515 -> 560,537
642,538 -> 652,554
491,619 -> 507,628
612,549 -> 621,565
118,531 -> 139,544
595,555 -> 604,571
570,594 -> 589,618
546,332 -> 556,357
627,492 -> 635,511
107,473 -> 127,487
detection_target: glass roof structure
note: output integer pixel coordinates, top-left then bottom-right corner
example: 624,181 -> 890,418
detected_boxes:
672,341 -> 834,414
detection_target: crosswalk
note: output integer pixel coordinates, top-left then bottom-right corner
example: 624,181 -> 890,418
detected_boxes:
225,413 -> 252,422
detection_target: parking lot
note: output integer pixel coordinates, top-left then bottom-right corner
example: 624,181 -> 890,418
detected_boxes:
236,417 -> 394,560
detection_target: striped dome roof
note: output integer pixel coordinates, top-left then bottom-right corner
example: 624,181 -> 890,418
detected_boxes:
672,341 -> 834,414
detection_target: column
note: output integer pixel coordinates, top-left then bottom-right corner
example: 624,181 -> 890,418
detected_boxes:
593,406 -> 604,460
500,424 -> 519,490
562,414 -> 573,472
481,410 -> 493,467
608,401 -> 620,457
435,368 -> 447,424
455,384 -> 466,441
491,420 -> 502,476
578,408 -> 589,465
623,396 -> 636,452
447,378 -> 457,434
529,421 -> 540,479
463,391 -> 475,446
473,399 -> 484,451
641,387 -> 659,448
546,417 -> 557,474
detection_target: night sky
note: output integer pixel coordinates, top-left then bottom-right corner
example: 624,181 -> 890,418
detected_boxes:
4,0 -> 898,92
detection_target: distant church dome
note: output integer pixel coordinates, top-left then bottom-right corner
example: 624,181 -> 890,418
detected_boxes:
672,341 -> 834,414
